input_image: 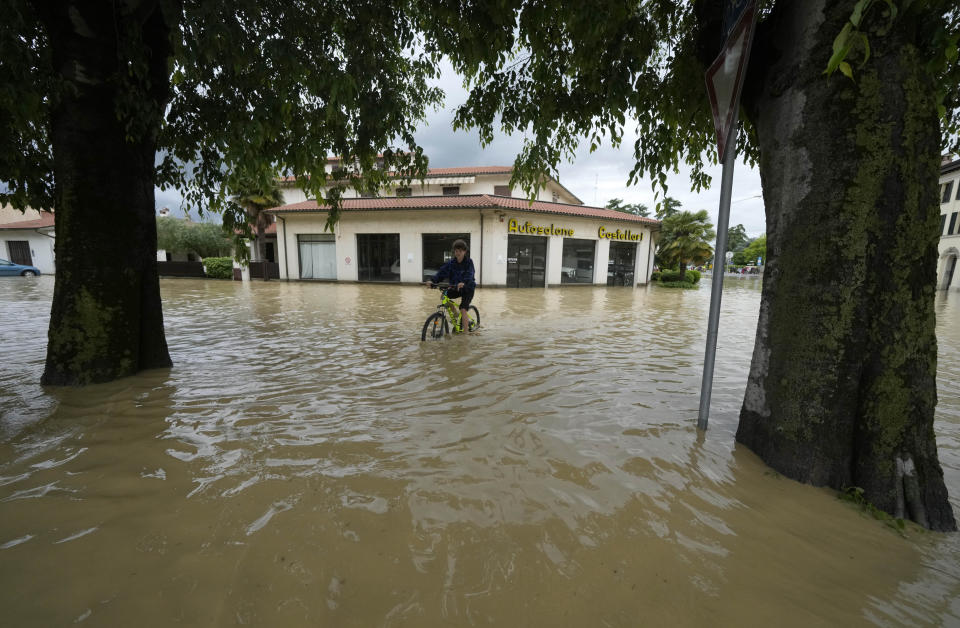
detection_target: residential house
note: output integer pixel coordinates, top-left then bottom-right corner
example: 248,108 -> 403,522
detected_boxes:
0,205 -> 55,274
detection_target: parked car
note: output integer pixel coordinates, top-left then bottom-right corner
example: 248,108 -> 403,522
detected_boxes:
0,258 -> 40,276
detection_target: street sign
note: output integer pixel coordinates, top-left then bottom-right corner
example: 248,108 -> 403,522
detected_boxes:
705,2 -> 757,161
698,1 -> 758,433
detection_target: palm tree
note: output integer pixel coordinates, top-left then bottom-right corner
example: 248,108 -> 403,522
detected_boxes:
232,180 -> 284,264
658,209 -> 716,281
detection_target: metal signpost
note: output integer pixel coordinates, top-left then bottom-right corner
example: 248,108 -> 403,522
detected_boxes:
697,1 -> 758,431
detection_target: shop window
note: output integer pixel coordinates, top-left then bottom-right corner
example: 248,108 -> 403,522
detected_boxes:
357,233 -> 400,282
298,233 -> 336,279
422,233 -> 470,282
396,187 -> 412,197
442,186 -> 460,196
943,181 -> 954,204
494,185 -> 512,197
561,238 -> 595,284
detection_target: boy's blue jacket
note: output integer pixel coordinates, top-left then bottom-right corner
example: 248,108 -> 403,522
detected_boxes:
431,257 -> 476,288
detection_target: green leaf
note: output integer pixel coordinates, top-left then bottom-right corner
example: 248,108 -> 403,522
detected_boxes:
838,61 -> 854,80
859,33 -> 870,67
849,0 -> 870,27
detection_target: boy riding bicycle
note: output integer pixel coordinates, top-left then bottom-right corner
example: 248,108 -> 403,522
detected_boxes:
425,239 -> 476,331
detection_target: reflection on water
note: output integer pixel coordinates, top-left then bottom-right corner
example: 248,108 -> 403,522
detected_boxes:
0,277 -> 958,626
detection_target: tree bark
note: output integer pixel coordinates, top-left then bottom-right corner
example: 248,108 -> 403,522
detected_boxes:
39,1 -> 174,385
737,0 -> 955,530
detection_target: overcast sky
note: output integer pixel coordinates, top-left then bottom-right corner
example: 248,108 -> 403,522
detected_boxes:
157,60 -> 767,237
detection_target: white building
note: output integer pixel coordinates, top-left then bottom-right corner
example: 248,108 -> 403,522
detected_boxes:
268,166 -> 659,287
938,155 -> 960,290
0,205 -> 56,274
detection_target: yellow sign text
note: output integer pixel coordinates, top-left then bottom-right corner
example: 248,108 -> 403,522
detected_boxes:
598,226 -> 643,242
508,218 -> 573,237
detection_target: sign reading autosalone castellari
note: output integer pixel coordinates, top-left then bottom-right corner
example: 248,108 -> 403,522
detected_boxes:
598,226 -> 643,241
508,218 -> 574,237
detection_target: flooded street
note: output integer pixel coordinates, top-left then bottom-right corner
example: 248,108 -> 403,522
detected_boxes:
1,277 -> 959,626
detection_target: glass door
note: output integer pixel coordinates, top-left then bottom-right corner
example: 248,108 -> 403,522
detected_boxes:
607,241 -> 637,286
506,235 -> 547,288
357,234 -> 400,282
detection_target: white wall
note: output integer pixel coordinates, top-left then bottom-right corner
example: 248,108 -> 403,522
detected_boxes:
279,186 -> 308,206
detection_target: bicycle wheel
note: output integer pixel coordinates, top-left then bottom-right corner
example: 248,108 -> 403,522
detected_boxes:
421,312 -> 448,341
465,306 -> 480,331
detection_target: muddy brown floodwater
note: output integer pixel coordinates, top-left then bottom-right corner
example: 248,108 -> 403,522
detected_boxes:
0,277 -> 958,626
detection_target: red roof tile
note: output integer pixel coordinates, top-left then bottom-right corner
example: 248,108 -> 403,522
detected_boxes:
0,211 -> 55,230
267,195 -> 659,226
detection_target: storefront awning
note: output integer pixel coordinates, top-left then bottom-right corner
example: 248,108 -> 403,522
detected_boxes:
422,176 -> 475,185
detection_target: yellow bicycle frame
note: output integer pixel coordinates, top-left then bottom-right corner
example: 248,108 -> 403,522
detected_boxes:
438,289 -> 472,332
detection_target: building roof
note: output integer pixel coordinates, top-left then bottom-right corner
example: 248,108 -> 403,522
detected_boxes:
266,195 -> 659,227
943,156 -> 960,176
280,165 -> 584,204
0,211 -> 55,230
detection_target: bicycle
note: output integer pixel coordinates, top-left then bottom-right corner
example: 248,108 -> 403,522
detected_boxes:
421,284 -> 480,341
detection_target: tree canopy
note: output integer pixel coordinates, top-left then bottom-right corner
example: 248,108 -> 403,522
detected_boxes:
1,1 -> 444,222
727,224 -> 750,253
733,234 -> 766,267
156,216 -> 233,259
604,198 -> 650,217
430,1 -> 959,200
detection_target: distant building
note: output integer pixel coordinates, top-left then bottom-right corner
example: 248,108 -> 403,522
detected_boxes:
269,164 -> 659,287
939,155 -> 960,290
0,205 -> 56,274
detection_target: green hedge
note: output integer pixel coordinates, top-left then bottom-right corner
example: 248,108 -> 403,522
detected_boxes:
659,281 -> 699,289
203,257 -> 234,279
657,269 -> 701,284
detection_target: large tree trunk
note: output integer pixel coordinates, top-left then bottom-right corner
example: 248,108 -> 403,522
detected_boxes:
737,0 -> 955,530
39,1 -> 174,385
